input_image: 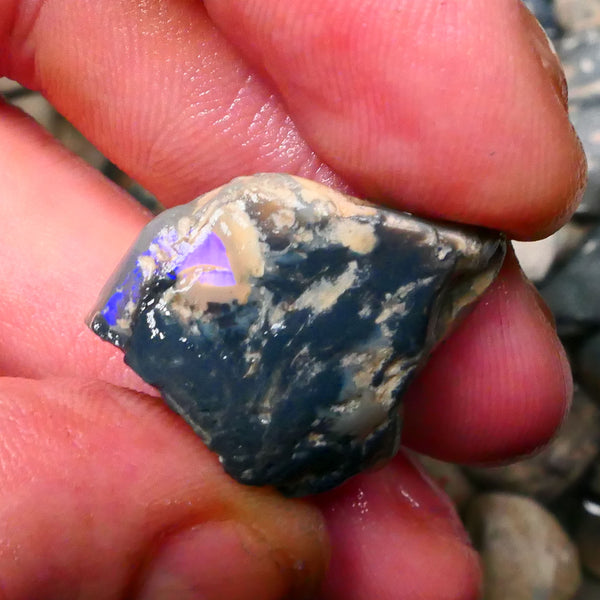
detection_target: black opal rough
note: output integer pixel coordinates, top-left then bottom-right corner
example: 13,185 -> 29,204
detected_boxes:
88,173 -> 506,496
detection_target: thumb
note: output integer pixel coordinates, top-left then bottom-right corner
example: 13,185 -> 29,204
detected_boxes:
0,377 -> 327,600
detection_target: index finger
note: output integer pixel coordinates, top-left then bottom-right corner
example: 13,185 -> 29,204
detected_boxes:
1,0 -> 586,238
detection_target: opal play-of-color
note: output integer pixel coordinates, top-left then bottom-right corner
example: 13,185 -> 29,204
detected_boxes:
88,174 -> 506,496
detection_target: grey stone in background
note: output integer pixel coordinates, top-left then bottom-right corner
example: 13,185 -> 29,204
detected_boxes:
465,493 -> 582,600
50,114 -> 106,172
576,494 -> 600,578
558,28 -> 600,217
560,29 -> 600,103
578,331 -> 600,402
414,454 -> 475,513
570,101 -> 600,218
555,0 -> 600,33
525,0 -> 563,39
5,86 -> 56,132
1,77 -> 157,206
575,456 -> 600,577
541,225 -> 600,335
589,459 -> 600,497
512,222 -> 590,283
574,576 -> 600,600
465,386 -> 600,502
1,77 -> 104,170
0,77 -> 22,94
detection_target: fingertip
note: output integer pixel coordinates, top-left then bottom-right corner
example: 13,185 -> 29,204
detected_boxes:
0,377 -> 328,599
313,452 -> 482,600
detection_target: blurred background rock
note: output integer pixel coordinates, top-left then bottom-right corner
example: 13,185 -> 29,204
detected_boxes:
0,76 -> 162,213
2,0 -> 600,598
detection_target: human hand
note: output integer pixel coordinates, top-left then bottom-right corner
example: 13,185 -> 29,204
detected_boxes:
0,1 -> 585,599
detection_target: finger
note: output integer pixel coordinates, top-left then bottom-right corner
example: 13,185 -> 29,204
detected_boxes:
402,248 -> 572,463
0,103 -> 570,462
1,0 -> 345,206
0,101 -> 154,391
204,0 -> 585,239
313,452 -> 481,600
1,0 -> 585,238
0,377 -> 327,599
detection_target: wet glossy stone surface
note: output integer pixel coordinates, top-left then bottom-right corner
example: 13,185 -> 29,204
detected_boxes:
88,173 -> 505,496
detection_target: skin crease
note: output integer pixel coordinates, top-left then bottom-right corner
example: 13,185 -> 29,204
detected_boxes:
0,0 -> 585,599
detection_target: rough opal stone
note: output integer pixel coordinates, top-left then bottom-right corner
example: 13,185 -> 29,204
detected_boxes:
88,174 -> 505,496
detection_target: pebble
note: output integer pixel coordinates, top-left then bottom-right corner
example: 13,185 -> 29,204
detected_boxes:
554,0 -> 600,33
568,101 -> 600,218
574,576 -> 600,600
465,493 -> 582,600
577,331 -> 600,402
512,223 -> 589,283
0,77 -> 22,94
576,493 -> 600,578
558,24 -> 600,218
560,28 -> 600,103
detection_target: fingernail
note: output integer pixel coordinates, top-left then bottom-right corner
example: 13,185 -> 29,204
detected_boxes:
136,521 -> 300,600
521,3 -> 569,110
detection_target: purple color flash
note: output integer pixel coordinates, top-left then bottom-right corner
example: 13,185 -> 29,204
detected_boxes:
177,232 -> 235,286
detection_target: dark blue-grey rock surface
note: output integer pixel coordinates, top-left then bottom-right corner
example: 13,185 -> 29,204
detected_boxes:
88,173 -> 505,496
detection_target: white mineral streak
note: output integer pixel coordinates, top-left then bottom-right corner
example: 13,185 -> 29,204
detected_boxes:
297,177 -> 377,219
243,289 -> 276,378
328,219 -> 377,254
330,396 -> 387,437
270,207 -> 296,230
177,216 -> 193,237
375,278 -> 434,330
294,261 -> 359,314
333,349 -> 414,437
153,243 -> 171,264
332,302 -> 418,438
137,255 -> 157,279
442,263 -> 498,328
